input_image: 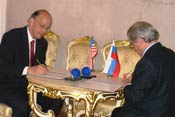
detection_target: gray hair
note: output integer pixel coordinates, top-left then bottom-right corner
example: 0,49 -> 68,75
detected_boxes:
127,21 -> 159,43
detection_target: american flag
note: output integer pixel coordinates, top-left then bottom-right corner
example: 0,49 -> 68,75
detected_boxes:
88,36 -> 98,70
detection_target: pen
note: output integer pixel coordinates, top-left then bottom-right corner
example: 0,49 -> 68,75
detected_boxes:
36,59 -> 41,65
126,71 -> 133,78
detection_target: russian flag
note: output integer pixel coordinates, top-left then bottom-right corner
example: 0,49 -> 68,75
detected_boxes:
103,40 -> 120,78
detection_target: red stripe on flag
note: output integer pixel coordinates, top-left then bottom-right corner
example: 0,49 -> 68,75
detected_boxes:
112,62 -> 120,78
88,45 -> 98,70
111,51 -> 117,59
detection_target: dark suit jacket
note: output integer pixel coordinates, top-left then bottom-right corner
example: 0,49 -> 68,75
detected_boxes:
120,43 -> 175,117
0,26 -> 48,91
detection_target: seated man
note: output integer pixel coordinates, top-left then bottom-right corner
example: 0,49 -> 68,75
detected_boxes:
0,9 -> 63,117
112,21 -> 175,117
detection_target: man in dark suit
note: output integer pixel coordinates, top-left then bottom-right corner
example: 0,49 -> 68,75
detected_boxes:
112,21 -> 175,117
0,9 -> 63,117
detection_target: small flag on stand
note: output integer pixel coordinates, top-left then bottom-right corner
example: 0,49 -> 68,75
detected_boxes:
103,40 -> 120,78
88,36 -> 98,70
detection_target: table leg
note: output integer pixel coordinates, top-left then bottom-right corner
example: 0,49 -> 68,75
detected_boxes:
28,82 -> 55,117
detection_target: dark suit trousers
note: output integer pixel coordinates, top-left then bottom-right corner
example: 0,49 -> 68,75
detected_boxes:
112,107 -> 122,117
112,107 -> 138,117
0,88 -> 30,117
37,93 -> 63,116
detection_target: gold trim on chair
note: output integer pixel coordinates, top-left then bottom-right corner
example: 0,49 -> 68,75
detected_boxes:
102,40 -> 131,61
44,31 -> 59,69
0,103 -> 12,117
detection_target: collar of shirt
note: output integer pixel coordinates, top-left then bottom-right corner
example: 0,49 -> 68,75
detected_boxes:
27,27 -> 36,42
142,41 -> 158,57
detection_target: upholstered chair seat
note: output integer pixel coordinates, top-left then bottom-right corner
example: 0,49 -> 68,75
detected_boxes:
0,31 -> 59,117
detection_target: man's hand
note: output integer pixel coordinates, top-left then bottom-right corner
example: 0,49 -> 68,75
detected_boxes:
27,64 -> 49,75
121,72 -> 132,87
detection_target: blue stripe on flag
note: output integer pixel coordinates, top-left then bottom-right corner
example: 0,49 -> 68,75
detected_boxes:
112,46 -> 117,53
107,59 -> 117,75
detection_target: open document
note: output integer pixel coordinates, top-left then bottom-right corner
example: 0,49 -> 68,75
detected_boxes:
77,78 -> 123,92
29,71 -> 70,80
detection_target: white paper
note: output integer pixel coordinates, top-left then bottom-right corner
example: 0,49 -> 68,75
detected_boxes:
30,72 -> 70,80
78,78 -> 122,92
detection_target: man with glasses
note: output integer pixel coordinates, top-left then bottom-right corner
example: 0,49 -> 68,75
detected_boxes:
0,9 -> 63,117
112,21 -> 175,117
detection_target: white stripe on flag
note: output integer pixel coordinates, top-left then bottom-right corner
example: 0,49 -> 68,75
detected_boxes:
103,43 -> 113,73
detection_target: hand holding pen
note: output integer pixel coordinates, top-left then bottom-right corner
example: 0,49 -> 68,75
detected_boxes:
36,59 -> 42,65
27,59 -> 49,75
121,71 -> 132,86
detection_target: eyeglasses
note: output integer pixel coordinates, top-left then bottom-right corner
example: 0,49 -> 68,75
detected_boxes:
33,18 -> 51,31
129,39 -> 138,45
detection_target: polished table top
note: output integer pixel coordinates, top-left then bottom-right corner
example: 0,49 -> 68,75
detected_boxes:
27,70 -> 123,92
27,70 -> 124,117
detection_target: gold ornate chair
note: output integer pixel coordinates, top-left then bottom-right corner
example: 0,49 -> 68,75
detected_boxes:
66,36 -> 97,70
66,36 -> 98,117
93,40 -> 140,116
0,31 -> 60,117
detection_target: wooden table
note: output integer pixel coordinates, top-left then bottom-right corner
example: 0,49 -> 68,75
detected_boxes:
27,71 -> 124,117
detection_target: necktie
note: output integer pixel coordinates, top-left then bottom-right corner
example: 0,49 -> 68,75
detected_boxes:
30,40 -> 35,66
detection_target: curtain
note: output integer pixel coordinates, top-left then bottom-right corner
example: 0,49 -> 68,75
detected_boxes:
0,0 -> 7,42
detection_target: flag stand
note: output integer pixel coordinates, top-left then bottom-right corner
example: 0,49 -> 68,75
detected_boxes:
107,75 -> 112,79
